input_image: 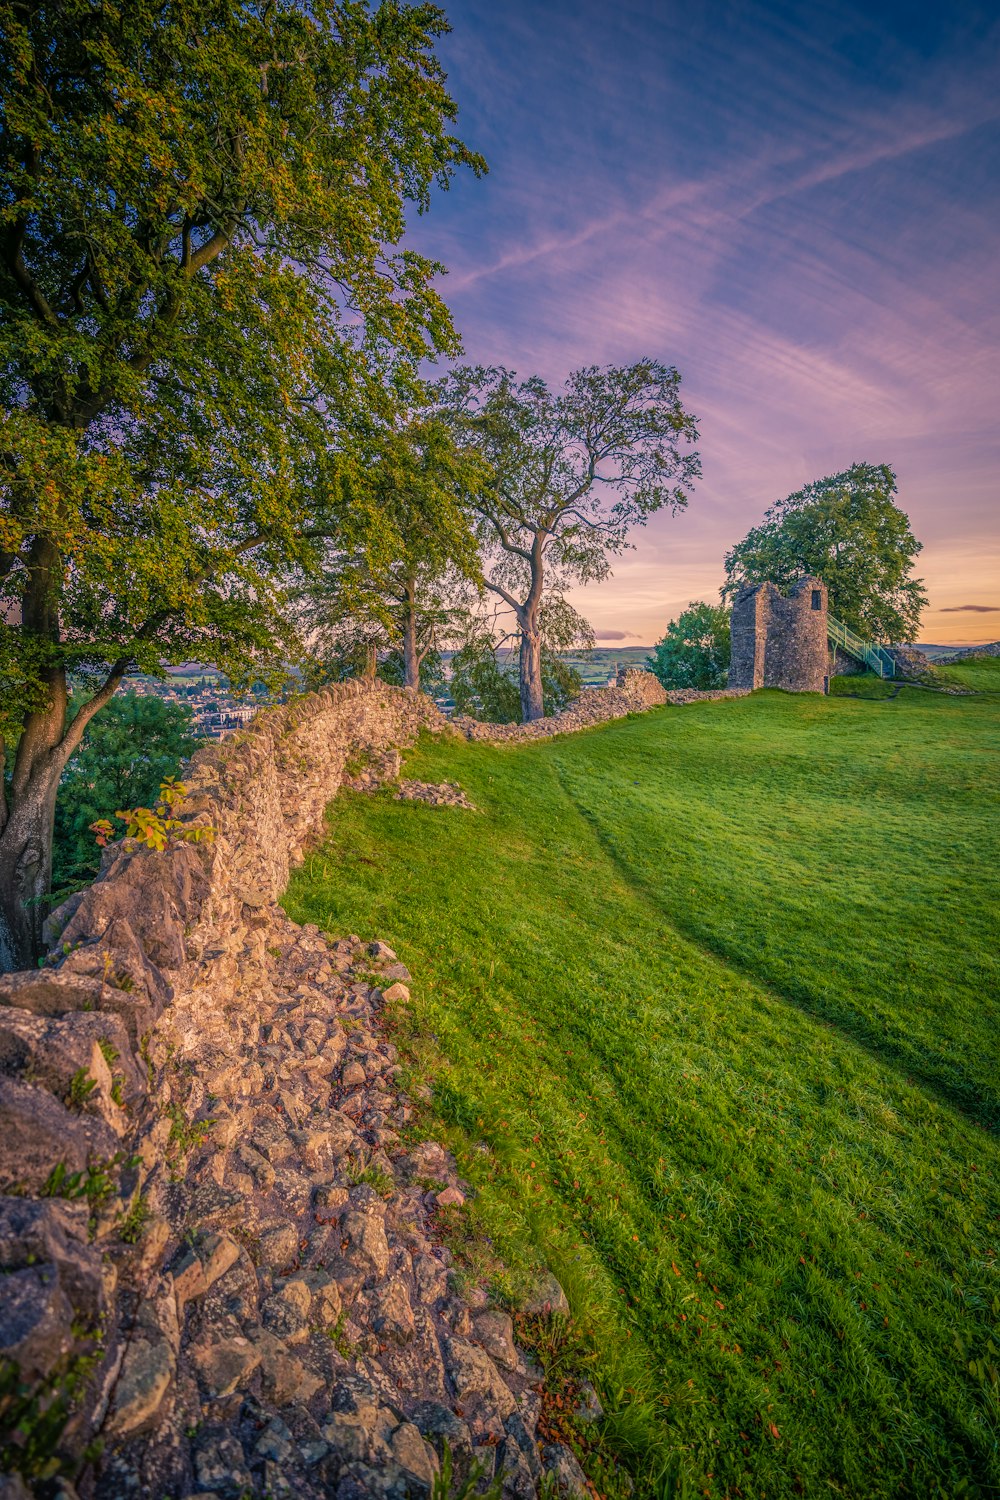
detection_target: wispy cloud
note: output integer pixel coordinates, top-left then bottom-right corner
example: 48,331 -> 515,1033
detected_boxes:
941,604 -> 1000,613
416,0 -> 1000,642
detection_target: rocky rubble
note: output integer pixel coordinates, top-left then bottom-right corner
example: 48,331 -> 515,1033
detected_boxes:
394,782 -> 477,811
92,923 -> 558,1499
0,681 -> 586,1497
940,640 -> 1000,661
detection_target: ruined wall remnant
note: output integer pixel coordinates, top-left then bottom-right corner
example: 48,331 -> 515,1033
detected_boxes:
728,575 -> 830,693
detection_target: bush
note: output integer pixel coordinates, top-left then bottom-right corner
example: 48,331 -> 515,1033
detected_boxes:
52,691 -> 198,898
647,602 -> 730,690
449,638 -> 583,723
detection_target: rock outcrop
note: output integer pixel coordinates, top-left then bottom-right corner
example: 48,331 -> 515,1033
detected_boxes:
941,641 -> 1000,661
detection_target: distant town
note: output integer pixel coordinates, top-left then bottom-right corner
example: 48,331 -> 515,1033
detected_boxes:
128,666 -> 277,738
127,649 -> 661,737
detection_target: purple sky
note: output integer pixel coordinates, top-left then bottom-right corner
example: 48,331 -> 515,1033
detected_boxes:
410,0 -> 1000,644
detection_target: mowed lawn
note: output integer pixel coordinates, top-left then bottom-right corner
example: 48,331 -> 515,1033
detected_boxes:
285,664 -> 1000,1500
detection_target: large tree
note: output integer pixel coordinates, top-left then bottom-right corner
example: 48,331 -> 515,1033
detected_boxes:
447,592 -> 592,723
722,463 -> 927,642
436,362 -> 700,721
0,0 -> 484,967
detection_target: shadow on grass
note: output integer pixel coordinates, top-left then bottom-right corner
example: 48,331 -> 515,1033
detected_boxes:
555,761 -> 1000,1135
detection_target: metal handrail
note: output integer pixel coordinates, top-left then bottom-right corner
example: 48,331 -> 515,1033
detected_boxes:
828,615 -> 895,678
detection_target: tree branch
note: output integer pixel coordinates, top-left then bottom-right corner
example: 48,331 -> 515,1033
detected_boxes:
481,575 -> 523,617
57,659 -> 129,765
472,503 -> 532,562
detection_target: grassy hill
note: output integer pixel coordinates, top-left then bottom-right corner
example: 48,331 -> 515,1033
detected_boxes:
285,660 -> 1000,1499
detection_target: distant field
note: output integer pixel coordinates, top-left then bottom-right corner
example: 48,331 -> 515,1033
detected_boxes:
286,667 -> 1000,1499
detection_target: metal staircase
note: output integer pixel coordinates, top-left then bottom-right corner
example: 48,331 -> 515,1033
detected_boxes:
827,615 -> 895,678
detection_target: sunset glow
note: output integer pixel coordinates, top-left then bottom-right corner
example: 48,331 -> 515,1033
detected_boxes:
412,0 -> 1000,643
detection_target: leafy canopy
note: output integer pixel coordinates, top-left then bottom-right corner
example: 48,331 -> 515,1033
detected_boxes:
436,360 -> 701,595
722,464 -> 926,642
297,415 -> 481,686
0,0 -> 485,711
434,360 -> 699,720
647,601 -> 730,690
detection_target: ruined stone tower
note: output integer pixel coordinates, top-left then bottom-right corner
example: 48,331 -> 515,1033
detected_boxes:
728,575 -> 829,693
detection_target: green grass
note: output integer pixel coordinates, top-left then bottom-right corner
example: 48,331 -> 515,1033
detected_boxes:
285,687 -> 1000,1499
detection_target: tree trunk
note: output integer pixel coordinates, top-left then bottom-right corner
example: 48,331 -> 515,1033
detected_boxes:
0,763 -> 61,971
0,645 -> 123,971
0,667 -> 70,971
519,620 -> 544,722
402,576 -> 419,691
518,539 -> 546,723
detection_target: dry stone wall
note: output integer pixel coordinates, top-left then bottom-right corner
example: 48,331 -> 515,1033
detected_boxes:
0,679 -> 613,1500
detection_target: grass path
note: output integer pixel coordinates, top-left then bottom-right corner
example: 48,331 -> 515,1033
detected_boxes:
285,673 -> 1000,1499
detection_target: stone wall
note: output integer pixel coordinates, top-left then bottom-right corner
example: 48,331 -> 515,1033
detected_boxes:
452,666 -> 668,741
0,677 -> 630,1498
729,576 -> 830,693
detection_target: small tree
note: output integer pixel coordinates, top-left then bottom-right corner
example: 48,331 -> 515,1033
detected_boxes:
298,419 -> 481,691
0,1 -> 484,966
436,362 -> 700,721
647,602 -> 730,690
51,691 -> 198,898
722,464 -> 927,642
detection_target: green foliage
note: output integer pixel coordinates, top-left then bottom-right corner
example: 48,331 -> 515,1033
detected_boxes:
289,689 -> 1000,1497
0,0 -> 484,700
0,0 -> 484,960
448,635 -> 583,723
447,636 -> 521,723
298,416 -> 482,689
430,1439 -> 503,1500
435,361 -> 699,719
0,1352 -> 99,1482
52,692 -> 198,896
40,1157 -> 120,1214
722,463 -> 927,642
66,1067 -> 98,1110
117,1191 -> 151,1245
93,776 -> 213,856
345,1162 -> 395,1196
164,1103 -> 214,1178
646,601 -> 730,689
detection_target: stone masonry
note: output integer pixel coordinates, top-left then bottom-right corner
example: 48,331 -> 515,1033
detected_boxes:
0,675 -> 646,1498
728,575 -> 830,693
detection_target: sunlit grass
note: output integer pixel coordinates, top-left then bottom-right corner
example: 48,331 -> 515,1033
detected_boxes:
285,686 -> 1000,1499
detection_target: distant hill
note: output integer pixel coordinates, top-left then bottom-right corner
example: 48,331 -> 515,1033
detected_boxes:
917,643 -> 997,662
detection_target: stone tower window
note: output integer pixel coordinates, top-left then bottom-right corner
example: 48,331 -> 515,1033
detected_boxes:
811,590 -> 822,610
